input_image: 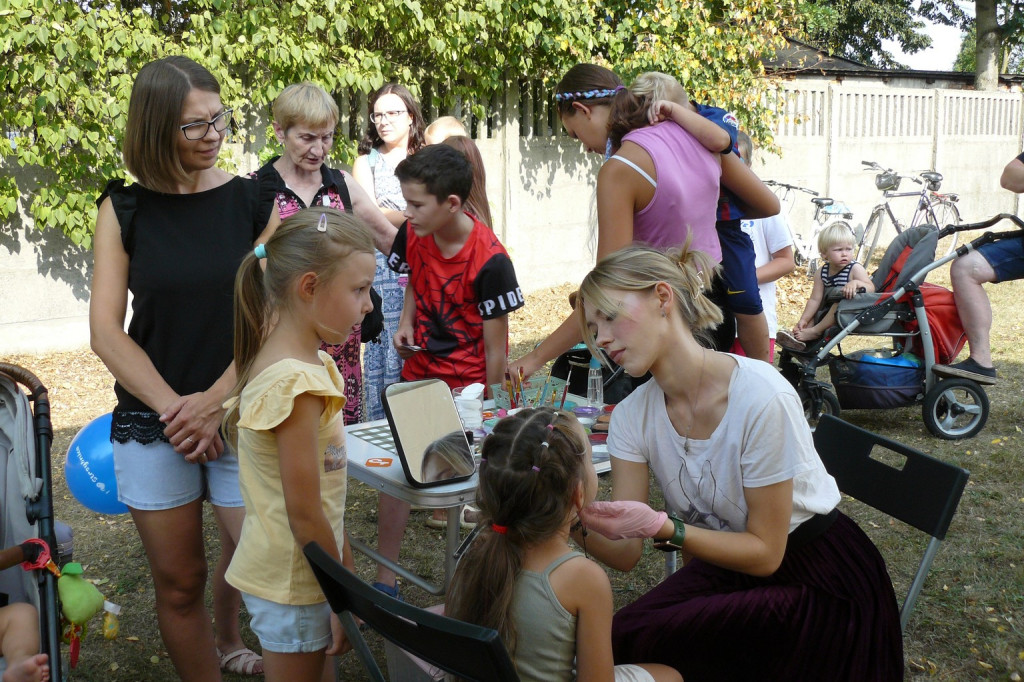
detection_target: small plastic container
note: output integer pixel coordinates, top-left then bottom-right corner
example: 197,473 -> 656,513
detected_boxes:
573,405 -> 601,427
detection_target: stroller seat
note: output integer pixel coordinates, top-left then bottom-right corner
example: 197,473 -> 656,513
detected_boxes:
834,227 -> 941,335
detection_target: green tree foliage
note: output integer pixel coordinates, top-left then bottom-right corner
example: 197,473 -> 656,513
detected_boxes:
933,0 -> 1024,88
798,0 -> 932,68
953,23 -> 1024,73
1,0 -> 798,246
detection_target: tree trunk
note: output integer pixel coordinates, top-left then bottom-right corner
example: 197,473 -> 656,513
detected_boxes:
975,0 -> 1000,90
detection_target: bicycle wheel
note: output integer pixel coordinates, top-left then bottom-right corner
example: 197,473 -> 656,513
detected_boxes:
930,200 -> 961,257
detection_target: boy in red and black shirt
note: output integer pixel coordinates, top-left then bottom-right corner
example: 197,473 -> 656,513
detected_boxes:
389,144 -> 523,390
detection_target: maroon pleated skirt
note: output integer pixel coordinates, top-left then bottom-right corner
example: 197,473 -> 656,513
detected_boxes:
612,512 -> 904,681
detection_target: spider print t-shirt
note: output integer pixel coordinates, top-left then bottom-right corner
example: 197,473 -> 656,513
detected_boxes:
388,215 -> 524,388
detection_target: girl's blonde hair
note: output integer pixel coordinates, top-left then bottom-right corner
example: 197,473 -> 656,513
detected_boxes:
272,82 -> 339,133
577,244 -> 724,353
123,56 -> 221,193
224,208 -> 374,437
630,71 -> 689,107
424,115 -> 467,144
447,408 -> 587,659
442,135 -> 493,228
817,222 -> 856,254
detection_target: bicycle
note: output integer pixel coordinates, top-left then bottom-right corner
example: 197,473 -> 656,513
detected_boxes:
764,179 -> 859,277
857,160 -> 962,267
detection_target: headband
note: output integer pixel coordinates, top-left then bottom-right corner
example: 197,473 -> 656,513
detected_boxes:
554,85 -> 625,102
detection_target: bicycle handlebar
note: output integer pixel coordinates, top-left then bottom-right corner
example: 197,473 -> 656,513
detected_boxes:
862,160 -> 923,184
764,179 -> 818,195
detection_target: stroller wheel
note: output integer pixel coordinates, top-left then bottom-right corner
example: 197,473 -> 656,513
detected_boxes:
799,386 -> 840,430
922,378 -> 989,440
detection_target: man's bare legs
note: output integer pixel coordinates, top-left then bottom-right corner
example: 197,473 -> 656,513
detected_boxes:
949,250 -> 997,367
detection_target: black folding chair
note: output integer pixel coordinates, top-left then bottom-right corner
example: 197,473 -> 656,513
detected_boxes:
813,415 -> 969,632
303,542 -> 520,682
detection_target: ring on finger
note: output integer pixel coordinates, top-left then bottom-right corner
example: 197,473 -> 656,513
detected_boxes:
185,436 -> 195,443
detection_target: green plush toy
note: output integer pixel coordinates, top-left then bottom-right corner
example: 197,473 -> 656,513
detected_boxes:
57,562 -> 105,624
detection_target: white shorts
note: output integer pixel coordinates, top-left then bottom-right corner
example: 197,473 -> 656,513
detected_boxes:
241,593 -> 332,654
112,439 -> 243,510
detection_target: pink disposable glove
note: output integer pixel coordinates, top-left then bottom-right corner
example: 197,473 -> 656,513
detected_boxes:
580,501 -> 668,540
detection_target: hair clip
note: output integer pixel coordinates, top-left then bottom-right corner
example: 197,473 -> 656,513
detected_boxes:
317,212 -> 328,232
253,244 -> 267,259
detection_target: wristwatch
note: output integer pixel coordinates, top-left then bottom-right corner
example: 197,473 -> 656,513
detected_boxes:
653,515 -> 686,552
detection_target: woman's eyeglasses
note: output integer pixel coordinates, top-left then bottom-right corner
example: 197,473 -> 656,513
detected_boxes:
179,109 -> 234,140
370,110 -> 408,125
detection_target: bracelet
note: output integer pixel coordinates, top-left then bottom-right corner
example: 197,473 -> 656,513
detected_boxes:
653,516 -> 686,551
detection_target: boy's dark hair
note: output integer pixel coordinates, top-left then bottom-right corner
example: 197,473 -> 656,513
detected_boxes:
394,144 -> 473,203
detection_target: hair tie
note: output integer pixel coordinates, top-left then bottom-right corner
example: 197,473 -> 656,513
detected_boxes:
491,523 -> 508,534
317,212 -> 328,232
554,87 -> 624,103
546,424 -> 555,430
531,465 -> 541,472
253,243 -> 267,259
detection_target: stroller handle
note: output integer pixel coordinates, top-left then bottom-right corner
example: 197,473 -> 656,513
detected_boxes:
951,213 -> 1024,232
0,363 -> 46,399
936,213 -> 1024,242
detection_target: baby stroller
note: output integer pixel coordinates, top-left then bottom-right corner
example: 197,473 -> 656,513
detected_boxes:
0,363 -> 64,680
778,215 -> 1024,440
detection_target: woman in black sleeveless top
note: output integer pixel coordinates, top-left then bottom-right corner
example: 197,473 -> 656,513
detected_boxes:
90,56 -> 278,678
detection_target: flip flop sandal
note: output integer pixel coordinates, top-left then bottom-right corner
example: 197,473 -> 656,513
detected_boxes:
424,505 -> 479,530
218,647 -> 264,676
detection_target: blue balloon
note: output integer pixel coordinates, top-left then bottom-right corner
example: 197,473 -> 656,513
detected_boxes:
65,413 -> 128,515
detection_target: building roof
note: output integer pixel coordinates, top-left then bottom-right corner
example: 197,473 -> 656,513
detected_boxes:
765,37 -> 1024,86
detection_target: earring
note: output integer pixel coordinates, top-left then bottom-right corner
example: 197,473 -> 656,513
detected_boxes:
660,304 -> 667,318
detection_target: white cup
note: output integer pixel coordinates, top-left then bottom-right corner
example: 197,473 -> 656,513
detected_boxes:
453,387 -> 483,430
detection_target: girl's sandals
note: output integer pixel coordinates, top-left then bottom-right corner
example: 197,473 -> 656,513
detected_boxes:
424,505 -> 479,530
217,647 -> 264,676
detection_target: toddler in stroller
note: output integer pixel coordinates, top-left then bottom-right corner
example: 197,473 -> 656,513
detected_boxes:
778,223 -> 875,351
776,225 -> 985,440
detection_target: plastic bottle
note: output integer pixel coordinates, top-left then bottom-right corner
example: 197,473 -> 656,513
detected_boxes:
587,355 -> 604,407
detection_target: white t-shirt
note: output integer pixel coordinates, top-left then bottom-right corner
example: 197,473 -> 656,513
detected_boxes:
607,355 -> 839,533
741,214 -> 793,337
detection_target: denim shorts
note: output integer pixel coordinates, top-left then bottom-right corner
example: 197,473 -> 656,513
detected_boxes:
112,439 -> 243,510
977,237 -> 1024,283
717,220 -> 764,315
241,593 -> 332,653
